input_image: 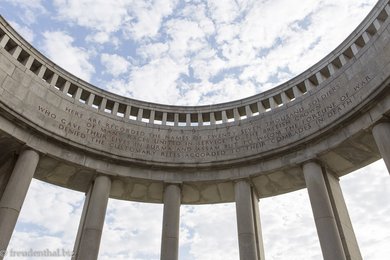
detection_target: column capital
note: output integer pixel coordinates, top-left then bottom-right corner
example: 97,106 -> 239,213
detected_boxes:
234,178 -> 261,200
19,146 -> 40,158
162,182 -> 183,191
302,158 -> 324,169
93,174 -> 111,181
86,175 -> 111,195
371,116 -> 390,128
323,168 -> 340,181
233,178 -> 252,185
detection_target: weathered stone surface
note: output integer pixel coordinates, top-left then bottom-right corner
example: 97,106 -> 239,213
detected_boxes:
130,183 -> 148,199
0,0 -> 389,204
0,50 -> 15,76
110,179 -> 125,198
201,184 -> 220,202
148,182 -> 164,202
182,184 -> 200,204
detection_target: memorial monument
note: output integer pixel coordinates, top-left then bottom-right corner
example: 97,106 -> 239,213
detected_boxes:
1,0 -> 390,259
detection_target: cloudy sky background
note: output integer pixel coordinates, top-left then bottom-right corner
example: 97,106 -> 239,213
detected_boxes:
1,0 -> 390,259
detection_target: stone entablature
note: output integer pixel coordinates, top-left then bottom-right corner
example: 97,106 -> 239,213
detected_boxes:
0,1 -> 390,166
0,1 -> 388,128
0,0 -> 389,204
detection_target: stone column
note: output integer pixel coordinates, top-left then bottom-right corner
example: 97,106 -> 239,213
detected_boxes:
251,189 -> 265,260
323,169 -> 362,260
160,184 -> 181,260
72,175 -> 111,260
303,161 -> 346,260
0,149 -> 39,258
234,180 -> 259,260
372,121 -> 390,174
72,186 -> 92,259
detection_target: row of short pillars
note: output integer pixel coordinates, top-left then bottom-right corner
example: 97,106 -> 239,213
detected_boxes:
0,121 -> 389,259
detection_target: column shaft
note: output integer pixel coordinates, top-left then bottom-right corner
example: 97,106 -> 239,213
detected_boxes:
235,180 -> 259,260
160,184 -> 181,260
372,122 -> 390,173
73,175 -> 111,260
303,161 -> 346,260
0,149 -> 39,257
72,186 -> 92,258
252,190 -> 265,260
323,170 -> 362,260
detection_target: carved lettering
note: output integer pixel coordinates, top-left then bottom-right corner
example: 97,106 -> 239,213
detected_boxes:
34,74 -> 373,161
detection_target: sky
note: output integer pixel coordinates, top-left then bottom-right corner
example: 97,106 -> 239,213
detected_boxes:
1,0 -> 390,259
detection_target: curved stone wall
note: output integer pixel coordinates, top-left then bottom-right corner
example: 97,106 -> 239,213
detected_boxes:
0,0 -> 390,203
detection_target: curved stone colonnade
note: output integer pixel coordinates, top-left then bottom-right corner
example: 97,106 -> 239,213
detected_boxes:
0,0 -> 390,259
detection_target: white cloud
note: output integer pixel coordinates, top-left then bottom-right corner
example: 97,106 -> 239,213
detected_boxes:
42,31 -> 95,82
261,189 -> 322,260
4,0 -> 46,23
104,79 -> 130,97
127,57 -> 186,104
85,32 -> 112,45
100,53 -> 130,77
125,0 -> 179,41
180,204 -> 239,260
206,0 -> 241,24
9,21 -> 35,43
190,49 -> 225,81
92,0 -> 377,105
191,78 -> 257,105
163,18 -> 211,63
99,200 -> 163,260
54,0 -> 178,42
180,2 -> 215,36
137,42 -> 169,62
53,0 -> 130,34
4,0 -> 44,10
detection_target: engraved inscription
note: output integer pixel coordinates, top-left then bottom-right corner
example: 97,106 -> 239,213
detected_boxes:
35,74 -> 374,162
